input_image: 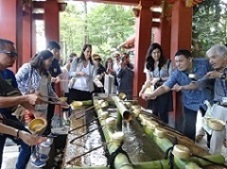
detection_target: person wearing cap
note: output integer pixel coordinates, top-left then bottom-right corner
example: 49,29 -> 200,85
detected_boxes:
112,51 -> 121,73
0,38 -> 44,169
93,53 -> 106,93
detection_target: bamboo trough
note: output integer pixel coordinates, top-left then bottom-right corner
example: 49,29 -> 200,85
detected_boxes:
63,96 -> 226,169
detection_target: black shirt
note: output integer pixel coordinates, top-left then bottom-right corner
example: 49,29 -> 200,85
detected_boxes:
0,73 -> 20,114
49,58 -> 62,78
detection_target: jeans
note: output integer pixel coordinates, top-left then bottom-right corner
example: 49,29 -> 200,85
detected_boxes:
182,107 -> 198,141
0,114 -> 31,169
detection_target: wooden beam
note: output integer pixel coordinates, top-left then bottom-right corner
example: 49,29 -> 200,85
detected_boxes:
152,11 -> 161,18
33,1 -> 44,9
152,21 -> 160,27
32,13 -> 44,20
65,0 -> 161,6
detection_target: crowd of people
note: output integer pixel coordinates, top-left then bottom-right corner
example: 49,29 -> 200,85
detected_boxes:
0,36 -> 227,168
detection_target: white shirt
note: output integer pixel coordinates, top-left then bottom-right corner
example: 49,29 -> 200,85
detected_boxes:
60,66 -> 69,93
73,63 -> 90,91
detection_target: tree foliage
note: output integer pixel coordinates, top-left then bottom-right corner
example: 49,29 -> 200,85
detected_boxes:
60,2 -> 135,61
192,0 -> 227,56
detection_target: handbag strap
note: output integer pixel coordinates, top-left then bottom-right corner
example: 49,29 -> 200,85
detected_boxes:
27,65 -> 34,94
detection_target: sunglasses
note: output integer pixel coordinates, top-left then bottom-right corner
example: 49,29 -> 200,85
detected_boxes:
0,50 -> 18,57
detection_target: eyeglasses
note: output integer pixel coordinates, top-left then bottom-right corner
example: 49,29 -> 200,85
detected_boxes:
0,50 -> 18,57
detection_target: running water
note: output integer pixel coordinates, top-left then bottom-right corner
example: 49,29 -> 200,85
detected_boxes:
122,119 -> 164,163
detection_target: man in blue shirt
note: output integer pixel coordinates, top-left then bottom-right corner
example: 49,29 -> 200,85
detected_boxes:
142,49 -> 213,141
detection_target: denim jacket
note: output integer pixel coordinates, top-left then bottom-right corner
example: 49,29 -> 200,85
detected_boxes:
15,63 -> 57,97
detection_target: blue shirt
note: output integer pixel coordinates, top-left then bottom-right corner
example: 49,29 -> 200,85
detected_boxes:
0,69 -> 18,88
0,69 -> 20,115
164,58 -> 213,111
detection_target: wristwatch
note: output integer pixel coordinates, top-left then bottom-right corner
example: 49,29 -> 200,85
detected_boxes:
221,72 -> 226,80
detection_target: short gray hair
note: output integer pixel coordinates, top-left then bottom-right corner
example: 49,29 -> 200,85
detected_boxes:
206,44 -> 227,58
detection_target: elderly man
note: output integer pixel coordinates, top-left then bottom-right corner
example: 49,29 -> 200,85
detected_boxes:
205,44 -> 227,154
0,38 -> 43,169
142,49 -> 213,141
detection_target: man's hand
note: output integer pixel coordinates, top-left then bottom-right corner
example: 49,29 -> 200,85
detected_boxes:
25,93 -> 40,105
51,77 -> 61,83
206,71 -> 222,79
151,78 -> 160,85
141,92 -> 156,100
172,84 -> 183,92
19,131 -> 47,146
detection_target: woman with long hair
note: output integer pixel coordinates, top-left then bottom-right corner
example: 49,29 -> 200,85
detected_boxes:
16,50 -> 57,128
139,43 -> 173,124
68,44 -> 97,102
16,50 -> 59,167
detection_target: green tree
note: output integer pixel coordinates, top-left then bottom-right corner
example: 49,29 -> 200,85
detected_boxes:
192,0 -> 227,56
60,2 -> 135,61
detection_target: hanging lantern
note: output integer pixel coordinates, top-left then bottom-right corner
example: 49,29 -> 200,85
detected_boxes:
132,1 -> 142,18
185,0 -> 203,7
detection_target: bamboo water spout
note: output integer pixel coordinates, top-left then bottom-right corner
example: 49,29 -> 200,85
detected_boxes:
94,99 -> 134,169
111,96 -> 131,121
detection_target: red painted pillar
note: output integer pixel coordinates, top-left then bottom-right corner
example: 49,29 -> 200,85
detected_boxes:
0,0 -> 23,72
170,1 -> 193,128
160,16 -> 171,59
44,0 -> 60,43
44,0 -> 61,114
32,20 -> 37,57
153,18 -> 171,59
133,1 -> 152,105
170,1 -> 192,60
22,6 -> 33,64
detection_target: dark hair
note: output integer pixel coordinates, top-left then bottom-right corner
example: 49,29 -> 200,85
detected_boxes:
0,39 -> 14,50
69,52 -> 77,58
30,50 -> 53,76
105,57 -> 113,69
79,44 -> 93,65
175,49 -> 192,59
47,41 -> 61,50
145,43 -> 167,71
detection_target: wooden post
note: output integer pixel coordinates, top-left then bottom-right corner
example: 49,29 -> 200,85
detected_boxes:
0,0 -> 23,72
22,5 -> 33,64
133,1 -> 153,106
170,0 -> 193,129
44,0 -> 60,43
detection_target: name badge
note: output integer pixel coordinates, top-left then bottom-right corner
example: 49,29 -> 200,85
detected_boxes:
222,97 -> 227,103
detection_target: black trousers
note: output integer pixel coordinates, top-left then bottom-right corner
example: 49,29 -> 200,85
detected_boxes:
68,88 -> 92,103
183,107 -> 197,141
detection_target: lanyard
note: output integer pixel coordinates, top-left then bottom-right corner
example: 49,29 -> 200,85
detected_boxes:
221,79 -> 227,97
221,68 -> 227,97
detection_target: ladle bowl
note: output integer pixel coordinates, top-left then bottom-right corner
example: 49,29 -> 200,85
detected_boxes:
28,118 -> 47,135
172,144 -> 191,159
206,118 -> 225,131
70,101 -> 83,110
